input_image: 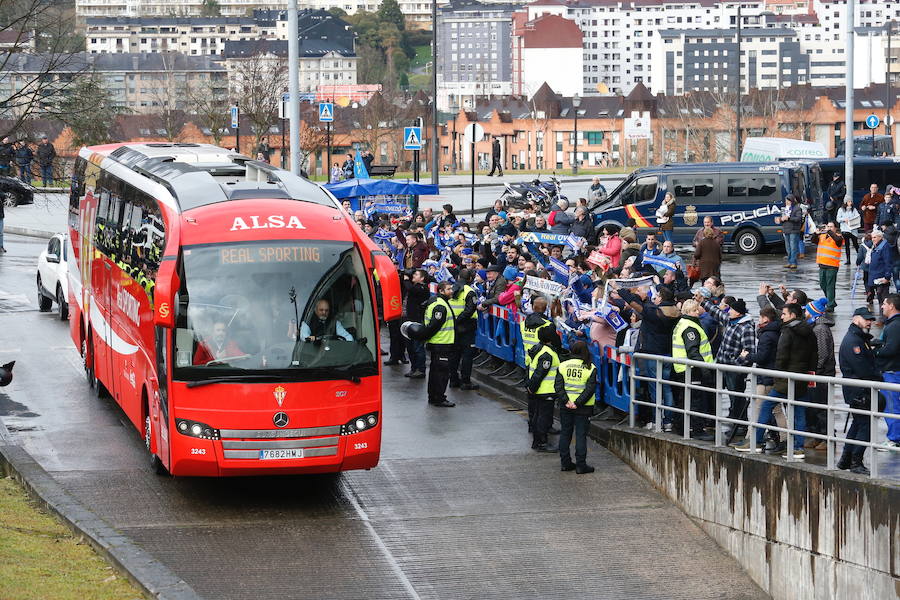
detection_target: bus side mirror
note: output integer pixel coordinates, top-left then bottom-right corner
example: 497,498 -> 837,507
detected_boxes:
373,253 -> 402,321
153,259 -> 179,328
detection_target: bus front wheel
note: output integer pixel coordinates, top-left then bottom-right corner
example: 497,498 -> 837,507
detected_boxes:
145,413 -> 168,476
734,229 -> 763,255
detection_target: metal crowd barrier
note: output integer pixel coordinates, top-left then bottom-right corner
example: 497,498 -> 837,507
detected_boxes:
473,309 -> 629,412
630,353 -> 900,479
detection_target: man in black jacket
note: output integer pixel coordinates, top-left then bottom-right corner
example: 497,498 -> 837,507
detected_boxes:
36,136 -> 56,187
448,269 -> 480,390
402,269 -> 430,378
838,307 -> 880,474
0,137 -> 12,176
488,137 -> 503,176
615,284 -> 680,428
739,303 -> 817,458
826,172 -> 846,223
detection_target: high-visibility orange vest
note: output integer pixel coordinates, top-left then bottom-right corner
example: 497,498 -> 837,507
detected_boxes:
816,233 -> 842,268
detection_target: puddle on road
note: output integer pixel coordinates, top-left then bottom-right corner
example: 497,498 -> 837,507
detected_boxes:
0,392 -> 40,418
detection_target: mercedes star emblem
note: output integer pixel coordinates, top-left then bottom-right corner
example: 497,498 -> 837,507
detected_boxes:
273,412 -> 289,428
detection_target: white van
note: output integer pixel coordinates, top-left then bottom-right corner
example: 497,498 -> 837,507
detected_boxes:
740,137 -> 829,162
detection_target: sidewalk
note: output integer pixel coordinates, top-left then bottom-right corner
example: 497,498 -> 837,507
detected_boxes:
4,193 -> 68,239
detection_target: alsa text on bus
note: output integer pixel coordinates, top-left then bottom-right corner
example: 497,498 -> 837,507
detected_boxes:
230,215 -> 306,231
720,204 -> 781,225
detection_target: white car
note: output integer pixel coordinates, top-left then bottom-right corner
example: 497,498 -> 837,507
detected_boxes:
36,233 -> 69,320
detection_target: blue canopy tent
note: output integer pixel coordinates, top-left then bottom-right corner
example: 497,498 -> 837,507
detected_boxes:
324,178 -> 439,214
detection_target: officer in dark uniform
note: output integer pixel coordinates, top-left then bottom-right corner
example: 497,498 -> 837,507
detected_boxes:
417,281 -> 456,407
837,307 -> 880,475
557,341 -> 597,473
527,325 -> 563,451
448,269 -> 480,390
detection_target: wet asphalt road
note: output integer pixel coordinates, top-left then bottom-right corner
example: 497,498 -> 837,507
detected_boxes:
0,233 -> 766,600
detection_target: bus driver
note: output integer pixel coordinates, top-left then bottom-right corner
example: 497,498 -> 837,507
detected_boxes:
300,299 -> 353,343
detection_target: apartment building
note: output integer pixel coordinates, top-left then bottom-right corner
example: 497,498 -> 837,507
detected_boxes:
75,0 -> 289,22
223,39 -> 357,93
85,16 -> 269,55
435,0 -> 520,111
0,52 -> 227,115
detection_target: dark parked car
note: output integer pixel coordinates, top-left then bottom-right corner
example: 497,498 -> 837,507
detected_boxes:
0,175 -> 34,207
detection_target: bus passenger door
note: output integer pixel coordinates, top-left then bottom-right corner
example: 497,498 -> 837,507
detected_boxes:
154,326 -> 171,467
101,262 -> 118,401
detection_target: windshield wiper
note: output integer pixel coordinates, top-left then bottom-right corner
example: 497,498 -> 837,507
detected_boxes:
186,374 -> 283,388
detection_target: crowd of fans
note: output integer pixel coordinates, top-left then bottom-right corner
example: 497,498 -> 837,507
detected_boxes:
347,187 -> 900,476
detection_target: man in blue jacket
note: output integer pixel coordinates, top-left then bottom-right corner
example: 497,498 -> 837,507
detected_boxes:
867,229 -> 893,313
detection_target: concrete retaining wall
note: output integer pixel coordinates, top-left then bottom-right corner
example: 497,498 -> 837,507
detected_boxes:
605,427 -> 900,600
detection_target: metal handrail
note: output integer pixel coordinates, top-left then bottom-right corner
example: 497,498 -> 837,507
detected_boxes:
625,352 -> 899,479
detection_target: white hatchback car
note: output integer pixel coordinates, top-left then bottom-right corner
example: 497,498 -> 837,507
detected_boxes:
36,233 -> 69,320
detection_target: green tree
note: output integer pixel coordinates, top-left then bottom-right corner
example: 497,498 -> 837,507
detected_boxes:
328,7 -> 348,18
200,0 -> 221,17
377,0 -> 405,31
56,74 -> 127,147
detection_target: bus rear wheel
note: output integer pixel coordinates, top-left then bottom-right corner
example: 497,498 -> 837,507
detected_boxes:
735,228 -> 763,255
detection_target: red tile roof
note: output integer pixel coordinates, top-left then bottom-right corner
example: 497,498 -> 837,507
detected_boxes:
519,14 -> 583,49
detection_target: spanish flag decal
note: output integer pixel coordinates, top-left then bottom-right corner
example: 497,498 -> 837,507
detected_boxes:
624,204 -> 653,228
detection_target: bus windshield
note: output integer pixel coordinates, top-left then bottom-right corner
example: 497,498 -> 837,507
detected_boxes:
173,240 -> 377,382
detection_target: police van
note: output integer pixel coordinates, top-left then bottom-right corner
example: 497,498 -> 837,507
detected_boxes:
589,162 -> 821,255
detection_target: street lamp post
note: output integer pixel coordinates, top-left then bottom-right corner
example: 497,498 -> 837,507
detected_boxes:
572,93 -> 581,175
888,20 -> 895,136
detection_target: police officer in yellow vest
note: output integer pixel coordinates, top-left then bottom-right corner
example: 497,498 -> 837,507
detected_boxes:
557,341 -> 597,473
527,325 -> 564,452
814,220 -> 843,311
420,281 -> 457,407
448,269 -> 480,390
672,299 -> 715,439
520,296 -> 554,432
520,296 -> 553,367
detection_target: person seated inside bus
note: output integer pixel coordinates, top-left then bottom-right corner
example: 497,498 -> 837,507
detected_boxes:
193,320 -> 245,365
300,299 -> 353,343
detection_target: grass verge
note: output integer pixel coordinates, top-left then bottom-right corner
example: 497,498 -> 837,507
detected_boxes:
0,477 -> 143,600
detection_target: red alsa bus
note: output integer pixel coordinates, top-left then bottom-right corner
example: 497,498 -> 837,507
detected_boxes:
67,143 -> 401,476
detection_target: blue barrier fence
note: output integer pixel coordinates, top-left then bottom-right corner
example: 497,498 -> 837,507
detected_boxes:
475,307 -> 632,413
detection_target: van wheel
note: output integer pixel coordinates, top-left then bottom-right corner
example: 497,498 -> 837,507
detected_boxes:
145,414 -> 168,476
735,229 -> 763,255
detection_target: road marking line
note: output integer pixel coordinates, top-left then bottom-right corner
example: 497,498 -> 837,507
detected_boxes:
340,478 -> 421,600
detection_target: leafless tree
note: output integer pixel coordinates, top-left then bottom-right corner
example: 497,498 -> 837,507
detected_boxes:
0,0 -> 86,137
297,123 -> 328,173
230,52 -> 288,150
187,72 -> 230,146
356,91 -> 407,165
142,53 -> 191,141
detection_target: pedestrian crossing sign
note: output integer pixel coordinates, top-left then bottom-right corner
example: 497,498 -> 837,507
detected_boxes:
404,126 -> 423,150
319,102 -> 334,122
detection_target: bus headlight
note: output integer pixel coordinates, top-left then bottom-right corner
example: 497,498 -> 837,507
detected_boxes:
175,418 -> 220,440
341,412 -> 378,435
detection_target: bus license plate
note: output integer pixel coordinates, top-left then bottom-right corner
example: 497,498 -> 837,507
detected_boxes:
259,449 -> 303,460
